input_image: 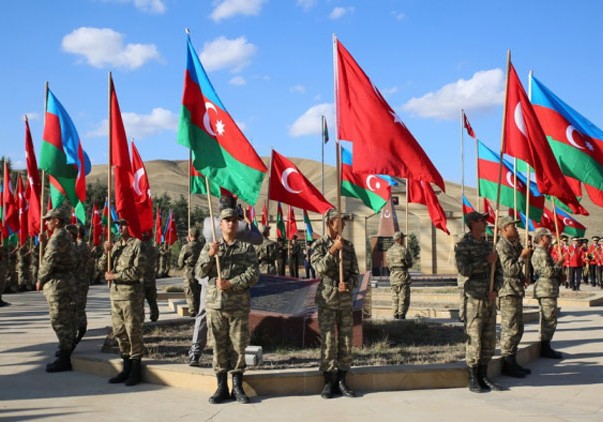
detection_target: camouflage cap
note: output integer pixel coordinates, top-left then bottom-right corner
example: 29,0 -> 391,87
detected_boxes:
65,224 -> 78,236
324,208 -> 340,222
220,207 -> 238,220
534,227 -> 553,243
116,219 -> 128,226
42,208 -> 69,223
393,231 -> 405,241
465,211 -> 489,227
498,215 -> 521,229
189,226 -> 200,238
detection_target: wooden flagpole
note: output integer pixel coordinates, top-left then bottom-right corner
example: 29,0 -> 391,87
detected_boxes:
107,72 -> 113,274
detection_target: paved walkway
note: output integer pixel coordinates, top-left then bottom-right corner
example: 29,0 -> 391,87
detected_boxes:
1,283 -> 603,422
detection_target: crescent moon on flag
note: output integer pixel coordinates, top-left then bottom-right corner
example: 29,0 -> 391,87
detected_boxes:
566,125 -> 586,150
366,175 -> 381,191
563,217 -> 572,226
383,209 -> 391,218
505,171 -> 519,189
514,102 -> 527,137
203,102 -> 218,137
281,168 -> 302,194
133,167 -> 145,196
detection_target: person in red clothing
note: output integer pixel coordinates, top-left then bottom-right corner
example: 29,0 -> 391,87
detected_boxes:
568,236 -> 584,291
587,236 -> 600,287
596,237 -> 603,288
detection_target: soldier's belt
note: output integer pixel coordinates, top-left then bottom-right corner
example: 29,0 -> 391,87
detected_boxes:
113,280 -> 141,286
321,279 -> 342,287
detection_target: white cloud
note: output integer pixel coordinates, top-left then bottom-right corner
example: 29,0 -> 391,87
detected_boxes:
87,107 -> 178,139
62,27 -> 160,70
297,0 -> 317,11
290,85 -> 306,94
289,103 -> 334,137
330,6 -> 355,20
102,0 -> 166,14
199,36 -> 257,72
403,68 -> 505,120
229,76 -> 246,86
391,10 -> 406,21
210,0 -> 266,22
382,86 -> 399,96
25,112 -> 40,121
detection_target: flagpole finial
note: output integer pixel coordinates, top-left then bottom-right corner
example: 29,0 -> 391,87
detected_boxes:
185,27 -> 191,36
23,114 -> 27,122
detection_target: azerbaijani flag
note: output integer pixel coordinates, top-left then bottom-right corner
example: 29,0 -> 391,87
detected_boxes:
477,140 -> 544,221
190,161 -> 227,197
276,202 -> 286,240
341,146 -> 390,212
530,74 -> 603,206
461,195 -> 475,216
303,209 -> 313,242
556,206 -> 586,238
39,88 -> 91,223
177,37 -> 266,205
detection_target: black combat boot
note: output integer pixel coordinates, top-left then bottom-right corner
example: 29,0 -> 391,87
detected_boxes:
209,373 -> 230,404
540,341 -> 563,359
320,371 -> 335,399
478,364 -> 503,391
501,355 -> 526,378
109,355 -> 132,383
511,354 -> 531,374
337,370 -> 356,397
189,354 -> 200,367
125,358 -> 142,386
46,350 -> 72,373
231,373 -> 250,404
467,366 -> 487,393
75,324 -> 87,345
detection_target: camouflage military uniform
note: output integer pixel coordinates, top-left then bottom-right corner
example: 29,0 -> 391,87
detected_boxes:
30,244 -> 39,288
288,240 -> 301,278
311,235 -> 360,372
455,233 -> 502,367
141,240 -> 159,321
196,238 -> 259,375
16,245 -> 32,291
255,237 -> 277,274
157,243 -> 170,278
0,245 -> 9,305
99,237 -> 146,359
38,227 -> 77,352
276,240 -> 287,276
90,245 -> 103,284
531,245 -> 562,342
178,238 -> 204,315
496,237 -> 526,357
73,238 -> 92,332
386,242 -> 413,319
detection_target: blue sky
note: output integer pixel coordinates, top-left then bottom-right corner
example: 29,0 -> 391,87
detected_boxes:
2,0 -> 603,189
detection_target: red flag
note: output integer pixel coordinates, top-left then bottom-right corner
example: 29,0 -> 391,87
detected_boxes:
286,205 -> 298,240
24,117 -> 41,238
335,39 -> 445,191
71,208 -> 76,224
92,202 -> 102,246
154,208 -> 163,244
268,150 -> 333,214
483,198 -> 496,224
164,211 -> 177,246
408,179 -> 449,235
463,112 -> 476,139
261,201 -> 268,226
245,205 -> 256,223
130,142 -> 154,234
110,75 -> 142,238
503,61 -> 586,215
16,176 -> 28,246
3,162 -> 19,239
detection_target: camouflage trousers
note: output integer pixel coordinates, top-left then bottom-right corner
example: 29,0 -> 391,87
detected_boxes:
111,296 -> 144,359
142,281 -> 159,322
43,279 -> 77,351
498,295 -> 524,356
465,297 -> 497,367
183,275 -> 200,316
17,269 -> 31,289
538,297 -> 558,342
317,305 -> 353,372
207,308 -> 250,374
75,281 -> 90,329
391,282 -> 410,318
259,262 -> 276,275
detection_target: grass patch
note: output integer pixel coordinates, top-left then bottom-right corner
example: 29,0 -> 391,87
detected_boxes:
102,318 -> 466,370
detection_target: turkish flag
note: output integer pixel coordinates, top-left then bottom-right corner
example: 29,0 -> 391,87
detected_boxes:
408,179 -> 449,235
110,75 -> 142,238
268,149 -> 333,214
463,112 -> 476,139
91,202 -> 103,246
154,208 -> 163,244
336,39 -> 445,192
3,162 -> 19,239
503,62 -> 586,215
130,142 -> 154,234
24,117 -> 41,238
16,176 -> 28,246
286,205 -> 298,240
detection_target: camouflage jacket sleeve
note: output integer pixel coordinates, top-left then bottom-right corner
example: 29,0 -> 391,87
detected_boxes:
114,239 -> 146,282
496,238 -> 524,279
311,236 -> 359,288
227,242 -> 260,293
38,229 -> 76,285
178,243 -> 190,268
531,246 -> 562,279
196,242 -> 216,279
455,235 -> 491,278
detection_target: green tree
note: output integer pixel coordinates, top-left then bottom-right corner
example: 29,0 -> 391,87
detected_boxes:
408,233 -> 420,261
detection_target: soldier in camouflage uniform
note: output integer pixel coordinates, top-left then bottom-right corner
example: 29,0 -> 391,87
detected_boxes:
36,208 -> 77,372
141,233 -> 159,322
16,244 -> 32,291
531,227 -> 564,359
178,227 -> 204,316
0,244 -> 10,307
386,231 -> 413,320
455,211 -> 503,393
99,219 -> 146,386
90,244 -> 104,284
157,242 -> 170,278
196,207 -> 259,404
67,224 -> 92,347
496,216 -> 532,378
276,238 -> 287,276
255,225 -> 277,274
311,208 -> 359,399
30,243 -> 39,291
288,235 -> 301,278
